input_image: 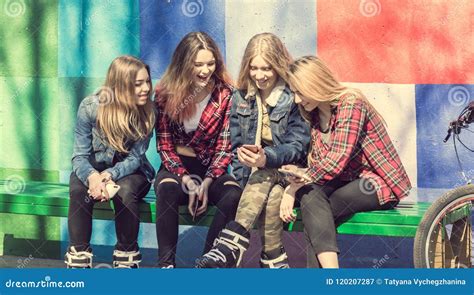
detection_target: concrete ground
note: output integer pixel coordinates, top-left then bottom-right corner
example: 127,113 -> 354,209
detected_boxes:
0,230 -> 415,268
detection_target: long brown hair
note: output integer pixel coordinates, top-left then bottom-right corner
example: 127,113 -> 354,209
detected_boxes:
236,33 -> 292,95
96,55 -> 155,153
287,56 -> 383,123
157,32 -> 231,123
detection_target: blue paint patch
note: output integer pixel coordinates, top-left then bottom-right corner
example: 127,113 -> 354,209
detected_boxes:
140,0 -> 226,79
416,84 -> 474,188
59,0 -> 140,78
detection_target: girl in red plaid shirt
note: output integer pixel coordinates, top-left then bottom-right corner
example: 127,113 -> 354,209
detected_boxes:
282,56 -> 412,268
153,32 -> 242,268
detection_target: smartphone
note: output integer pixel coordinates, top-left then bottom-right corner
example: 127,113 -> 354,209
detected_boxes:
192,199 -> 202,221
241,144 -> 259,153
278,168 -> 312,182
105,183 -> 120,199
88,184 -> 121,199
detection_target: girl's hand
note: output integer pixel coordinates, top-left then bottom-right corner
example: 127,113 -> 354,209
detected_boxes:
183,175 -> 200,217
87,172 -> 106,200
237,146 -> 266,168
280,185 -> 300,223
99,172 -> 113,202
280,165 -> 311,184
196,177 -> 212,216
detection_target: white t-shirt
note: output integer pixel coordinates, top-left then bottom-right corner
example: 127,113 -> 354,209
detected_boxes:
183,93 -> 211,134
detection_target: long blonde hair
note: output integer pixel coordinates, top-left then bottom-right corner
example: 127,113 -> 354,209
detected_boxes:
236,33 -> 292,94
287,56 -> 379,123
157,32 -> 232,123
96,55 -> 155,153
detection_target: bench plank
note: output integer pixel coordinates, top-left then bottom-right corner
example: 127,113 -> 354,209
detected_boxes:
0,180 -> 429,237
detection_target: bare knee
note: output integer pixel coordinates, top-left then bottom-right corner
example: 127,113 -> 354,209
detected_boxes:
154,177 -> 179,191
223,180 -> 240,188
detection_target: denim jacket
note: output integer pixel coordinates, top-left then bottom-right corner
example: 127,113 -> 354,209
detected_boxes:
229,84 -> 310,187
71,96 -> 155,186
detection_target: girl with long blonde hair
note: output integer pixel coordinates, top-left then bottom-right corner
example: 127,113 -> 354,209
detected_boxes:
154,32 -> 241,268
282,56 -> 411,268
66,55 -> 155,268
196,33 -> 310,268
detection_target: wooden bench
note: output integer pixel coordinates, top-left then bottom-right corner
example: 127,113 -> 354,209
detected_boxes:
0,180 -> 430,258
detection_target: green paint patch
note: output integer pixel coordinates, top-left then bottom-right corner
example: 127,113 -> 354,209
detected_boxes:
0,0 -> 58,77
0,168 -> 59,182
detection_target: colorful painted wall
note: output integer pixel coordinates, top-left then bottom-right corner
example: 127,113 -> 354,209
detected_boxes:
1,0 -> 473,191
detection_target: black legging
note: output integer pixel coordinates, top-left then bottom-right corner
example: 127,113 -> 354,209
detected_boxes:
68,171 -> 151,252
154,156 -> 242,267
295,178 -> 398,267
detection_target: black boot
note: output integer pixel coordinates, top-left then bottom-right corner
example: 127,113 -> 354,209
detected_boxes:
195,221 -> 250,268
64,246 -> 93,268
260,247 -> 290,268
112,249 -> 142,268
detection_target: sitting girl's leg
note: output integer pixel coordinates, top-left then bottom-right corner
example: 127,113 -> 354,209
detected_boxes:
112,172 -> 151,268
66,172 -> 95,268
257,184 -> 289,268
196,169 -> 279,268
329,178 -> 399,226
235,169 -> 279,230
295,183 -> 340,268
154,170 -> 187,268
204,174 -> 242,253
300,178 -> 398,268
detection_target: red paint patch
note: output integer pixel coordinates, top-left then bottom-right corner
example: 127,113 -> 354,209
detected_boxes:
317,0 -> 474,84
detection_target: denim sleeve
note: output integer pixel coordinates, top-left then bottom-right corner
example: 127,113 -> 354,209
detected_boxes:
104,132 -> 152,181
264,102 -> 310,168
229,90 -> 244,185
71,100 -> 97,187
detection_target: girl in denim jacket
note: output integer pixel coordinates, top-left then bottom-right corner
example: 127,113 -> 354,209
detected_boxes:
65,56 -> 155,268
196,33 -> 310,268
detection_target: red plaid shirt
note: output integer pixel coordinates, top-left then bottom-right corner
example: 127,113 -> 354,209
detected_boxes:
307,95 -> 412,204
154,81 -> 233,179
